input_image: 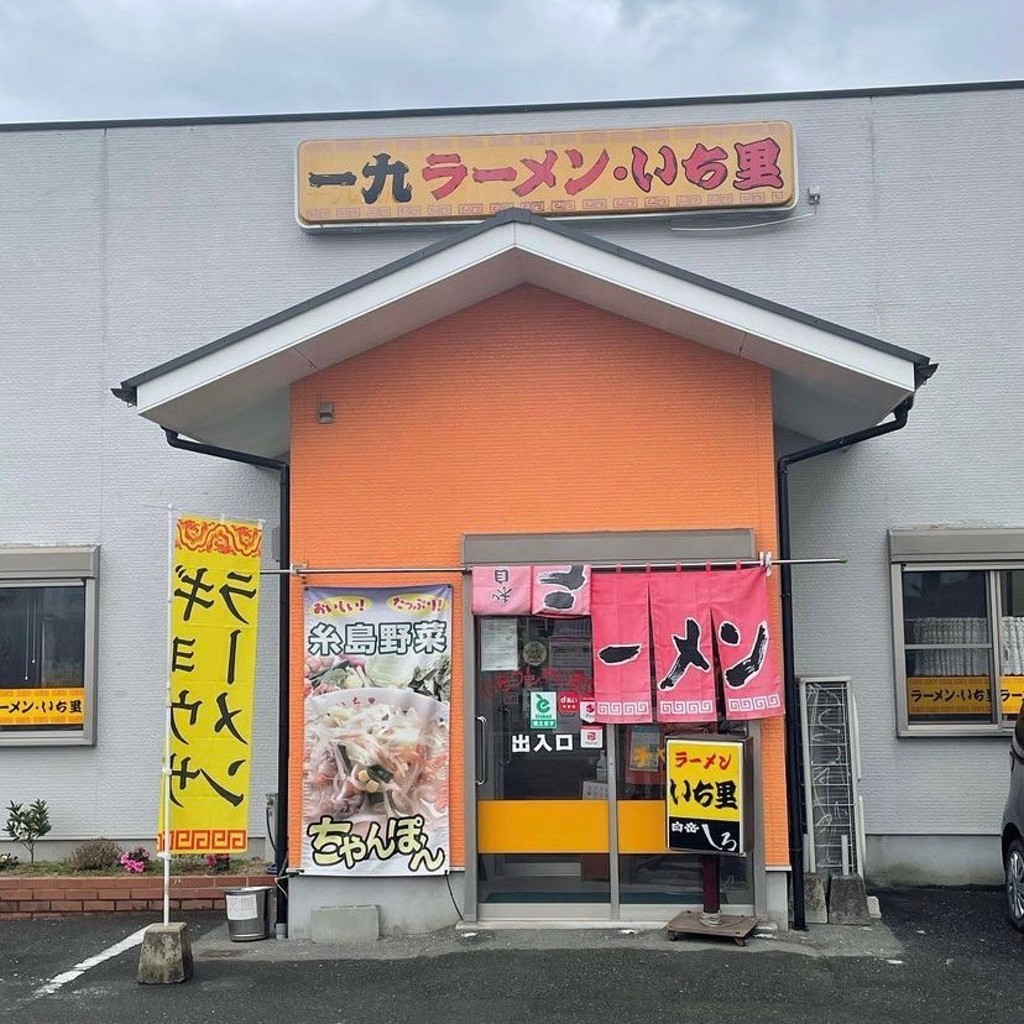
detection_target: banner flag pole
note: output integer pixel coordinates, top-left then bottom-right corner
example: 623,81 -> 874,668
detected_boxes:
162,504 -> 174,926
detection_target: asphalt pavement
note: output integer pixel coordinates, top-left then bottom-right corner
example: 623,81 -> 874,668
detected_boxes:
2,887 -> 1020,1024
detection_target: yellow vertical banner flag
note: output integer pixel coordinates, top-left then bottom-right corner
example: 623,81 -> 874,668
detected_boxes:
159,515 -> 262,854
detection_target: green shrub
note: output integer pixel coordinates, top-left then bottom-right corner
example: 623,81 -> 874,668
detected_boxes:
4,800 -> 51,864
67,838 -> 123,872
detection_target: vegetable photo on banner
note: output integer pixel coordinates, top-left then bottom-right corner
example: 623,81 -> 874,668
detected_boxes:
708,567 -> 784,721
590,570 -> 653,724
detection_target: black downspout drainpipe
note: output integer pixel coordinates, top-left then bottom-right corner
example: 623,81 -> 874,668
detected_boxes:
163,428 -> 290,938
778,391 -> 921,931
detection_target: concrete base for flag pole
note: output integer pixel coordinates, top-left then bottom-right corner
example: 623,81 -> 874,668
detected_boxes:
803,872 -> 829,924
827,873 -> 872,925
137,922 -> 194,984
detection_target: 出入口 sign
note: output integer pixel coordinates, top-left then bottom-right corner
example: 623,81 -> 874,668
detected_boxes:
297,122 -> 796,227
666,734 -> 752,855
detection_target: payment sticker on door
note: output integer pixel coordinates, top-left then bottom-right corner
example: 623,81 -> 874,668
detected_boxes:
529,691 -> 557,729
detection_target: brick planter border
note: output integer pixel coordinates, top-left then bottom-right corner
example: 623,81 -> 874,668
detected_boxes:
0,873 -> 275,920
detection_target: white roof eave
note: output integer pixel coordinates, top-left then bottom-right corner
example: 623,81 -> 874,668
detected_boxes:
131,219 -> 924,457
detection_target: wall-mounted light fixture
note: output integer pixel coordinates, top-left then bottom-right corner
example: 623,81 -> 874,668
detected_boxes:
317,400 -> 335,425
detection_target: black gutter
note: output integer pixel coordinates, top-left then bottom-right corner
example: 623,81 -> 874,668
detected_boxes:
163,429 -> 291,936
3,78 -> 1022,133
777,367 -> 935,930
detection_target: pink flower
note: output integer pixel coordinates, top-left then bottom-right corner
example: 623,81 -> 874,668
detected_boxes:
119,853 -> 146,874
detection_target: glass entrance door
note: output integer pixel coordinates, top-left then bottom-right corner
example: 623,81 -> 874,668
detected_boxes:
615,724 -> 753,908
475,615 -> 611,915
473,614 -> 756,920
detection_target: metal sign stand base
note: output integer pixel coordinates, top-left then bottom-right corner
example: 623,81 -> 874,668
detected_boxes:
666,911 -> 759,945
666,856 -> 759,946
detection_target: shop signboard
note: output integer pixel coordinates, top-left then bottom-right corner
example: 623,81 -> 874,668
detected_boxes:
906,675 -> 1024,718
160,515 -> 262,854
297,122 -> 796,227
302,585 -> 452,875
1003,677 -> 1024,716
666,734 -> 752,855
0,687 -> 85,727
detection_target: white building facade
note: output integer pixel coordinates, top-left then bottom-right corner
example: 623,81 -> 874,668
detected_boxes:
2,81 -> 1021,927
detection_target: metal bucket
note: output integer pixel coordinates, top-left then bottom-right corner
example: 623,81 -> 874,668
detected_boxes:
224,885 -> 274,941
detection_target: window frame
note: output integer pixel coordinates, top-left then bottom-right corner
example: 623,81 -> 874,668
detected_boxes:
892,560 -> 1024,738
0,547 -> 99,747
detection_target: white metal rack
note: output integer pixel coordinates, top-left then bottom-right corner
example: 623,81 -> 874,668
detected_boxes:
798,676 -> 866,878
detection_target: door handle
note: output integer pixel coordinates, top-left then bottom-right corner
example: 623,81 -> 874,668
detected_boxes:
475,715 -> 488,785
497,704 -> 512,766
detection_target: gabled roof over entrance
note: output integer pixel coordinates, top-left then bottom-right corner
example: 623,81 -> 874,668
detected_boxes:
114,209 -> 935,458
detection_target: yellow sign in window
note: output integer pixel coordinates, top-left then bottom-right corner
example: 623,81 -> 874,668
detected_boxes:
906,676 -> 1024,718
0,687 -> 85,726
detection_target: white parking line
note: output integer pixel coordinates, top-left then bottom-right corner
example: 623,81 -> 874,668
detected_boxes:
33,926 -> 149,997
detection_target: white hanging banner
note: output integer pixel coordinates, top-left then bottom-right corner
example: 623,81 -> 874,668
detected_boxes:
301,585 -> 452,876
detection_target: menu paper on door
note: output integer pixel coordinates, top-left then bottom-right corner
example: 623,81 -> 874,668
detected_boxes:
302,585 -> 452,875
479,617 -> 520,671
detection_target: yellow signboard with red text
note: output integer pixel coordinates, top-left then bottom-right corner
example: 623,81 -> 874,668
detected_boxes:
665,735 -> 752,855
297,122 -> 796,227
159,515 -> 262,854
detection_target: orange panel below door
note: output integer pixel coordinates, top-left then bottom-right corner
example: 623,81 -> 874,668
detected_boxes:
478,800 -> 609,853
617,801 -> 671,854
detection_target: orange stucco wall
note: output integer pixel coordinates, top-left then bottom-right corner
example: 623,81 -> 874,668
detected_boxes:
289,284 -> 787,871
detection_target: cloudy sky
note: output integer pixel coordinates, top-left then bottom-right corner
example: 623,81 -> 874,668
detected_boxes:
0,0 -> 1020,123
